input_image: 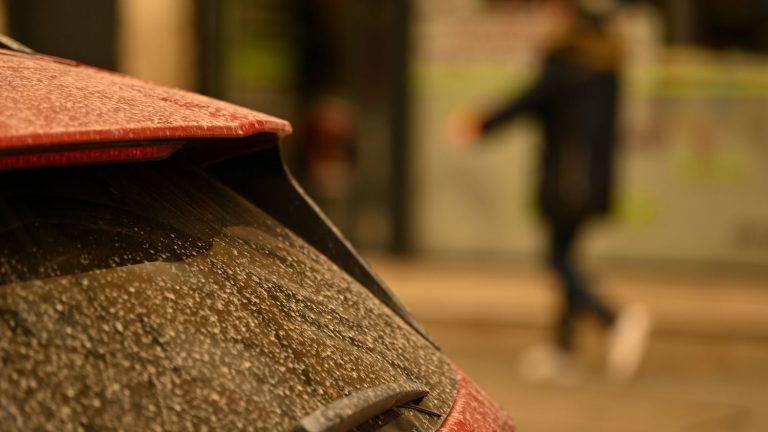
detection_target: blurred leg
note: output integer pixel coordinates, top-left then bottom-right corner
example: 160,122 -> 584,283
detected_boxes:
549,221 -> 615,351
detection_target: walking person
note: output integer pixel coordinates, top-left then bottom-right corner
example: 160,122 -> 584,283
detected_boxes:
453,0 -> 651,382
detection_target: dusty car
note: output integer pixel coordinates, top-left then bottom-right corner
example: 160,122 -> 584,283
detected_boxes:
0,39 -> 515,432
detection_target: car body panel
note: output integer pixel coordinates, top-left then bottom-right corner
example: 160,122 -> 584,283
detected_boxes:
437,365 -> 516,432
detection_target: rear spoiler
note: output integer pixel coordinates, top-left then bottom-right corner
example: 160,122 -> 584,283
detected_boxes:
0,44 -> 290,165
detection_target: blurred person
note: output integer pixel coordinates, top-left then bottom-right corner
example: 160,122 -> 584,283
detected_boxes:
303,95 -> 357,231
452,0 -> 651,382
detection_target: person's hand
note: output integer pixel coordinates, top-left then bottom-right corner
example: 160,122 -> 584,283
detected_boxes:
446,110 -> 483,148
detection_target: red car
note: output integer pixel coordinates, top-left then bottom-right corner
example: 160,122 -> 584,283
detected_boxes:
0,40 -> 515,432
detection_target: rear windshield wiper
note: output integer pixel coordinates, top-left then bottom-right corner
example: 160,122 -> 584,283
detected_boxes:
294,382 -> 442,432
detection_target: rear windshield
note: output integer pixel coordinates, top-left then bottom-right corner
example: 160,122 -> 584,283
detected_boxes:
0,159 -> 455,431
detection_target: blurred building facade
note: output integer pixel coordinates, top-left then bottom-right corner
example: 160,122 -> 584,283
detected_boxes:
3,0 -> 767,268
412,0 -> 768,268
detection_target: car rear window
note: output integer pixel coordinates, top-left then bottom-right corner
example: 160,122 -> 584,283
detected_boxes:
0,159 -> 455,431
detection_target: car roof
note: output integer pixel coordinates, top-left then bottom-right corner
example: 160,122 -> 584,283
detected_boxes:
0,49 -> 292,153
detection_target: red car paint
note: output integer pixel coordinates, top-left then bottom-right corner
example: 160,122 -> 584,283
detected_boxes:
0,49 -> 290,152
0,142 -> 181,171
438,364 -> 516,432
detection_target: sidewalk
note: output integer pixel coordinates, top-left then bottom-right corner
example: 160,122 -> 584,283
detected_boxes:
366,255 -> 768,432
369,256 -> 768,339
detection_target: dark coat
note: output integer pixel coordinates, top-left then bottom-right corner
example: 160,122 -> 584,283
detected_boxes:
481,45 -> 619,226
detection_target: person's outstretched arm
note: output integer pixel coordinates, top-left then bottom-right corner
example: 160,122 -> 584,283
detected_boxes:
481,54 -> 563,135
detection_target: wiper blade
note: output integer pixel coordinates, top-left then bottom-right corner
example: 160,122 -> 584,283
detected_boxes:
294,382 -> 442,432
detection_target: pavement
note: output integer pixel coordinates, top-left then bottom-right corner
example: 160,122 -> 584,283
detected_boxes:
366,256 -> 768,432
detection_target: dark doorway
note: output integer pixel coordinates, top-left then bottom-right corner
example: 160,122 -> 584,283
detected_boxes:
7,0 -> 117,70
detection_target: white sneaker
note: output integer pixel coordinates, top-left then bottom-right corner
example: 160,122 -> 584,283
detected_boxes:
606,303 -> 653,382
517,344 -> 582,384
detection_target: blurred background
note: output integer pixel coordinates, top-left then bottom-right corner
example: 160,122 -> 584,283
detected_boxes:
1,0 -> 767,430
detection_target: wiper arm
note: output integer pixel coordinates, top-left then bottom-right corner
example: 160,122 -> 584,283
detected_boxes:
294,382 -> 442,432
